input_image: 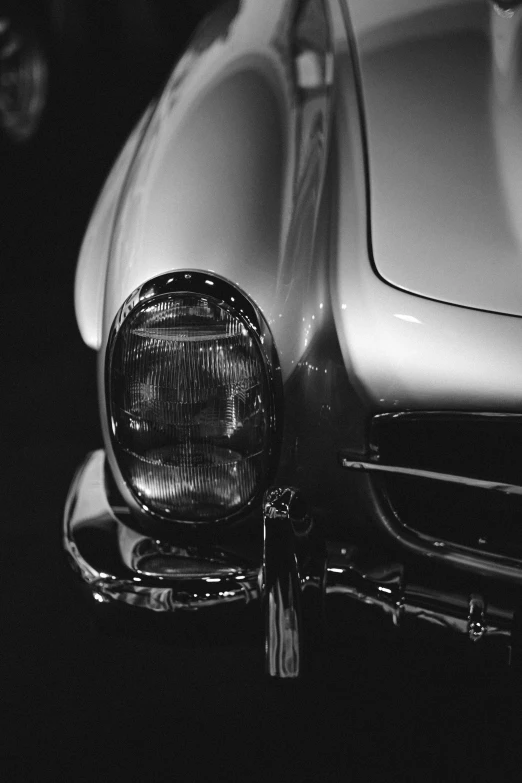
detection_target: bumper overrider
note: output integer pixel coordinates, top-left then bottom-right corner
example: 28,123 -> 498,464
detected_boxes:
64,450 -> 517,679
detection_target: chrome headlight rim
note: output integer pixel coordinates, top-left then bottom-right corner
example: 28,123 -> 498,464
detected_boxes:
104,270 -> 283,532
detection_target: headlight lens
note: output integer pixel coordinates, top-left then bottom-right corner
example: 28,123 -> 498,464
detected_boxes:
108,282 -> 277,523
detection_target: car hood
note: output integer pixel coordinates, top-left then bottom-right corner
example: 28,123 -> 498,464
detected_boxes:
349,0 -> 522,317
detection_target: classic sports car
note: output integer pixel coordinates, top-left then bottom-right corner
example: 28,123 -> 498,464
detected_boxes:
65,0 -> 522,678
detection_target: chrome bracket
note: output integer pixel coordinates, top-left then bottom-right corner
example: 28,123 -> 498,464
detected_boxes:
468,594 -> 486,642
261,487 -> 325,679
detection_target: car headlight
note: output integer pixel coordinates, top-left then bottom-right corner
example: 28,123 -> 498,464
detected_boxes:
106,271 -> 282,526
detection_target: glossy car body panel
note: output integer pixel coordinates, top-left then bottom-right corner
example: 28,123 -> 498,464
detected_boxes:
350,0 -> 522,317
76,0 -> 522,421
77,0 -> 334,379
332,2 -> 522,413
74,105 -> 155,349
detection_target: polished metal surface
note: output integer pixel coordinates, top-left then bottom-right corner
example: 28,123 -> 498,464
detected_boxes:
371,410 -> 522,426
261,487 -> 312,679
64,450 -> 259,611
261,486 -> 326,679
262,488 -> 304,679
341,457 -> 522,497
326,546 -> 405,628
326,546 -> 512,640
468,594 -> 487,641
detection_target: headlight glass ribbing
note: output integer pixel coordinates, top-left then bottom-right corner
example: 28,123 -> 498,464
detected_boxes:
109,293 -> 272,522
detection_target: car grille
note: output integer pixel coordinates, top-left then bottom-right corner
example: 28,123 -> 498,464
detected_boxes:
370,413 -> 522,561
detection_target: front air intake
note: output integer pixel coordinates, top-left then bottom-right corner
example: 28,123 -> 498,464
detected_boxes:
370,412 -> 522,561
106,272 -> 282,526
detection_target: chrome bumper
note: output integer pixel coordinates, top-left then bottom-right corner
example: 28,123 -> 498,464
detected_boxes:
64,451 -> 516,678
63,450 -> 259,612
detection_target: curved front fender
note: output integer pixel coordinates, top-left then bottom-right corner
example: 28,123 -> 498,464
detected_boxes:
76,0 -> 336,382
74,104 -> 155,349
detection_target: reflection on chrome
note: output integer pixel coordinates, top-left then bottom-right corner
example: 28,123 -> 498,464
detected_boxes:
261,486 -> 324,679
266,582 -> 301,678
468,594 -> 486,642
262,487 -> 305,679
326,547 -> 512,640
326,547 -> 405,629
341,457 -> 522,497
64,451 -> 259,612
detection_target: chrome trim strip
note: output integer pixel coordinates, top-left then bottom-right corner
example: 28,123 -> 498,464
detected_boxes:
340,458 -> 522,497
326,546 -> 512,640
373,411 -> 522,422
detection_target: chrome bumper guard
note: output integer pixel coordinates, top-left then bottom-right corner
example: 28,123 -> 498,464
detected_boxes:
64,451 -> 515,678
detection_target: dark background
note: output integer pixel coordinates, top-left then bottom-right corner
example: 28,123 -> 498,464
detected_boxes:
1,2 -> 521,780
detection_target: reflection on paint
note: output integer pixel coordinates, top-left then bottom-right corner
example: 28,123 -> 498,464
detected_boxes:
394,313 -> 423,324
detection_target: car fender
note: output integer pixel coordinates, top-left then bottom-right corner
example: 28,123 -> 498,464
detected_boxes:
76,0 -> 336,385
74,104 -> 155,349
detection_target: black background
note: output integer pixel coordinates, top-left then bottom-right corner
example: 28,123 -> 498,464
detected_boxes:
2,2 -> 522,780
